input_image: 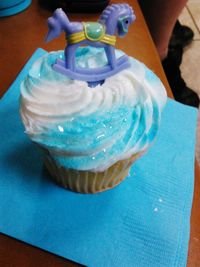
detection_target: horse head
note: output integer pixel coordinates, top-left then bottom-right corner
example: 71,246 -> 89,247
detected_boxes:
99,4 -> 135,37
117,4 -> 136,37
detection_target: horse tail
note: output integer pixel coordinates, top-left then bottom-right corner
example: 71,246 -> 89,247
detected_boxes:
45,8 -> 70,42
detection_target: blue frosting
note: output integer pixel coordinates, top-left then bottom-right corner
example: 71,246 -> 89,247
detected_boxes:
21,47 -> 166,171
32,104 -> 159,170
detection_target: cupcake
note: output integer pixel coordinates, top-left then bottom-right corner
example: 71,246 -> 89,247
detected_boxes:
20,5 -> 167,193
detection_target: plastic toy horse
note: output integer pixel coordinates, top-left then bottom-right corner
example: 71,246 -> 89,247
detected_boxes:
46,4 -> 135,87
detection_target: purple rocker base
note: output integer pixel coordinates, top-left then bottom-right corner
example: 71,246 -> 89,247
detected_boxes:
53,55 -> 130,85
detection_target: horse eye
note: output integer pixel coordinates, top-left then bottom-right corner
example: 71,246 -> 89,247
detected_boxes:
125,20 -> 129,24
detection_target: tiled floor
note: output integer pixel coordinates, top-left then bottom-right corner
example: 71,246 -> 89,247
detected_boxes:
179,0 -> 200,97
179,0 -> 200,163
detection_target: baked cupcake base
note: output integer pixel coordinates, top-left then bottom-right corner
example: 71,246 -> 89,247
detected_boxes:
43,151 -> 144,193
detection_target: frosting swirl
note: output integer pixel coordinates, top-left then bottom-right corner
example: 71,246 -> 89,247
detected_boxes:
20,47 -> 167,171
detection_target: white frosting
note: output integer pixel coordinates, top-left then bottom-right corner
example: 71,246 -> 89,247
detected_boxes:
21,70 -> 145,130
20,48 -> 167,171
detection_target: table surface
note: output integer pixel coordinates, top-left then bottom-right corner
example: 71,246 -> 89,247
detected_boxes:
0,0 -> 199,266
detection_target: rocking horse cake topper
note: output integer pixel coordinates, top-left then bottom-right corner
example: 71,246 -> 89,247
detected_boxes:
45,3 -> 136,87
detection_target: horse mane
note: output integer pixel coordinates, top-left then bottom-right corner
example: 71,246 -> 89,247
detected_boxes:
99,4 -> 134,23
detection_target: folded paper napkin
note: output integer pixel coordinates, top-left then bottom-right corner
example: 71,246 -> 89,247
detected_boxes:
0,49 -> 198,267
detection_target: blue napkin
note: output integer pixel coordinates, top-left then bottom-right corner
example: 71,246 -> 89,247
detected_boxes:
0,49 -> 198,267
